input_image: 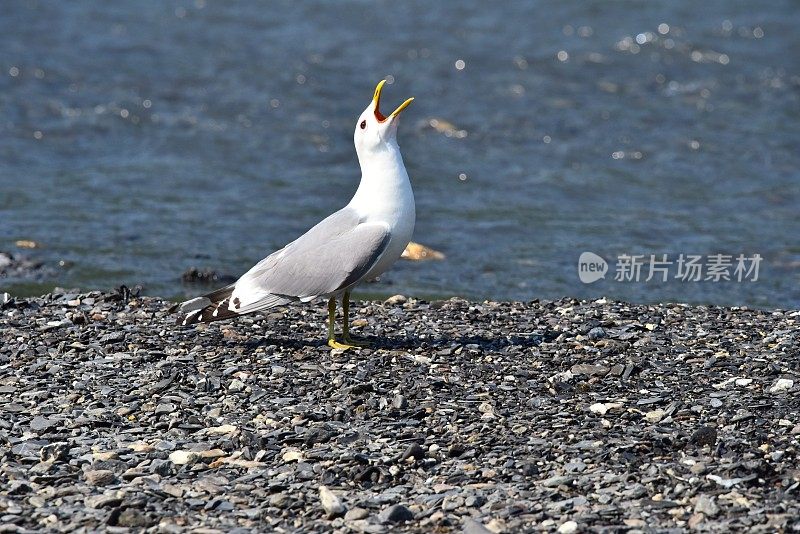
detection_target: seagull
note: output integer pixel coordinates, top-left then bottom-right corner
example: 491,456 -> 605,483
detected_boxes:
171,80 -> 415,349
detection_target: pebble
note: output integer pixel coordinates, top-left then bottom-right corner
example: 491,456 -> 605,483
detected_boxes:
690,426 -> 718,447
29,416 -> 56,432
92,451 -> 119,461
769,378 -> 794,393
115,508 -> 150,528
392,394 -> 408,410
319,486 -> 346,517
84,469 -> 116,486
379,504 -> 414,524
690,462 -> 707,475
688,512 -> 705,528
269,493 -> 289,508
154,403 -> 176,416
707,474 -> 749,489
694,495 -> 719,517
168,451 -> 199,465
464,495 -> 485,508
204,424 -> 237,435
587,326 -> 607,340
85,493 -> 123,509
442,495 -> 464,511
40,442 -> 69,462
463,518 -> 493,533
589,403 -> 608,415
448,444 -> 465,457
282,449 -> 304,462
571,363 -> 608,376
400,443 -> 426,462
228,379 -> 246,392
557,520 -> 578,534
645,409 -> 665,423
542,475 -> 573,487
345,507 -> 369,521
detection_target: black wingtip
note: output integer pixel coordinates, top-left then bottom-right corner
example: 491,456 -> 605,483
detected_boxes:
198,296 -> 240,322
171,286 -> 239,326
176,309 -> 203,326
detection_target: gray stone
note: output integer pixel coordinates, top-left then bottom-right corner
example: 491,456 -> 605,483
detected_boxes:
345,507 -> 369,521
116,508 -> 151,528
154,403 -> 176,416
228,379 -> 246,392
392,394 -> 408,410
319,486 -> 346,517
378,504 -> 413,524
694,495 -> 719,517
400,443 -> 425,462
587,327 -> 607,340
40,442 -> 69,463
463,518 -> 493,534
85,493 -> 123,509
384,295 -> 407,305
542,475 -> 573,487
570,363 -> 609,376
442,495 -> 464,511
690,462 -> 707,475
29,416 -> 55,432
690,426 -> 717,447
85,469 -> 116,486
270,493 -> 289,508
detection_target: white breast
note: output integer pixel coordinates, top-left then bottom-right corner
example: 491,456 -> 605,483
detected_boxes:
348,143 -> 416,283
360,187 -> 415,282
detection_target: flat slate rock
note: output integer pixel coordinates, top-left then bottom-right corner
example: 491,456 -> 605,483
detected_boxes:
0,291 -> 798,532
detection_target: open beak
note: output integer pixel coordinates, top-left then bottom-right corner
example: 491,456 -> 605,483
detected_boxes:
373,79 -> 414,123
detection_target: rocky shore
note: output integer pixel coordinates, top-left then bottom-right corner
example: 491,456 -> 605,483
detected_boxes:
1,290 -> 798,532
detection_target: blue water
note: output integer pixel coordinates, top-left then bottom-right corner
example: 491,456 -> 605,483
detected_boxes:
1,1 -> 798,308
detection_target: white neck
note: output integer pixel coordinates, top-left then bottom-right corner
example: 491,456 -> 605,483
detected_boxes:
349,141 -> 414,217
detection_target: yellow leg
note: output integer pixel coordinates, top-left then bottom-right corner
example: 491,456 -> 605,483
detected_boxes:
342,291 -> 371,347
327,296 -> 357,350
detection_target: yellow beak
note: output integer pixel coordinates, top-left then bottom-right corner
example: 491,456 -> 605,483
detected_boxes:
372,79 -> 414,122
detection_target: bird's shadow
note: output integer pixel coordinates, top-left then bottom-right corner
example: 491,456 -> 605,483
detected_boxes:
234,330 -> 556,352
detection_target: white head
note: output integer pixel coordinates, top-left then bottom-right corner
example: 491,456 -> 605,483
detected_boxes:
353,80 -> 414,157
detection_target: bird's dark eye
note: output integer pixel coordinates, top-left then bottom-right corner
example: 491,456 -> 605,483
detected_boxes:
360,120 -> 366,130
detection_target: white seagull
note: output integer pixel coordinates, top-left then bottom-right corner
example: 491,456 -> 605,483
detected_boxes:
171,80 -> 415,349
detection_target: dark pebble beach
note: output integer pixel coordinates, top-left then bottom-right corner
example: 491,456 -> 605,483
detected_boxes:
1,290 -> 798,532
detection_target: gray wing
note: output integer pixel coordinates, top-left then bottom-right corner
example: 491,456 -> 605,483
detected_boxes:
228,207 -> 390,315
